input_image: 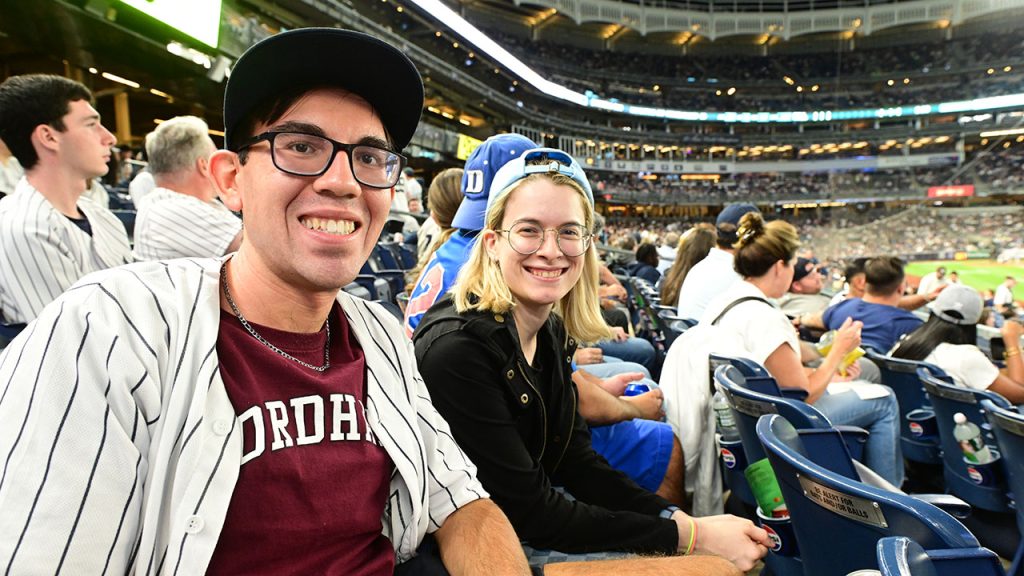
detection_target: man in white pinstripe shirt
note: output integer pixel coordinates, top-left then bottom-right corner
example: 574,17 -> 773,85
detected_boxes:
0,74 -> 132,326
0,29 -> 532,575
133,115 -> 242,261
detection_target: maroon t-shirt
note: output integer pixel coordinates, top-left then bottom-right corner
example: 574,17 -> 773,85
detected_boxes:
207,303 -> 395,575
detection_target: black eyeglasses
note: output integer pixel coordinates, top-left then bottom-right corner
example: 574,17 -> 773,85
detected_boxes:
237,131 -> 406,189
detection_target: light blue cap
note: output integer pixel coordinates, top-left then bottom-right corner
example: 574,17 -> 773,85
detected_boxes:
484,148 -> 593,222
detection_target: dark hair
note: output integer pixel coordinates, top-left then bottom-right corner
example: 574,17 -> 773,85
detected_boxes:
864,256 -> 906,296
636,243 -> 659,267
661,223 -> 715,307
234,84 -> 394,163
0,74 -> 93,170
843,257 -> 869,281
733,212 -> 800,278
891,313 -> 977,361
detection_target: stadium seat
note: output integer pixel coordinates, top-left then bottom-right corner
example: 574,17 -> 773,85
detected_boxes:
982,399 -> 1024,576
876,536 -> 1006,576
866,349 -> 943,466
918,366 -> 1013,513
757,413 -> 977,576
0,322 -> 26,349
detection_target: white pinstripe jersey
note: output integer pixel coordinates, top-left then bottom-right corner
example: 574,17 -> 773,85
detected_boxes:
133,188 -> 242,261
0,178 -> 132,324
0,257 -> 485,574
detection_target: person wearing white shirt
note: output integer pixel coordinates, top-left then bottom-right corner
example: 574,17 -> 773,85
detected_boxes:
995,276 -> 1017,316
132,115 -> 242,260
676,203 -> 759,321
916,266 -> 948,297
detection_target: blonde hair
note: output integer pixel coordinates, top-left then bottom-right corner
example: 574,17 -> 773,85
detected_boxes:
453,173 -> 612,344
733,212 -> 800,278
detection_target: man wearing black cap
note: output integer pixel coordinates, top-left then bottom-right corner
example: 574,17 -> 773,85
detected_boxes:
0,28 -> 530,574
778,257 -> 830,319
676,203 -> 759,321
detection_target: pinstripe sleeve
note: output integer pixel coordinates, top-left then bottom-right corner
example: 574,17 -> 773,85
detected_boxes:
0,282 -> 163,574
0,205 -> 86,323
403,335 -> 488,531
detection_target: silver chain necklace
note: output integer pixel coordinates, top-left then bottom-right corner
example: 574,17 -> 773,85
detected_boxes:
220,260 -> 331,372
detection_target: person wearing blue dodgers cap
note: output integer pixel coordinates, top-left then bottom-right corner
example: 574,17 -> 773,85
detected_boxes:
0,27 -> 533,575
414,147 -> 769,570
404,133 -> 537,337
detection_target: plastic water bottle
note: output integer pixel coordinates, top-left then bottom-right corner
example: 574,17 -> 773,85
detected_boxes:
713,390 -> 740,441
953,412 -> 993,464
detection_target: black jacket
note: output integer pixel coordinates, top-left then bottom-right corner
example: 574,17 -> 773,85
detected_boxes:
414,296 -> 678,554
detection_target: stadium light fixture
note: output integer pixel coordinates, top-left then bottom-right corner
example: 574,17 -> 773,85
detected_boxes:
980,127 -> 1024,137
101,72 -> 140,89
405,0 -> 1024,124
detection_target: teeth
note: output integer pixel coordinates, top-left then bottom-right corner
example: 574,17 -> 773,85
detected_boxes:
531,269 -> 563,278
302,217 -> 355,235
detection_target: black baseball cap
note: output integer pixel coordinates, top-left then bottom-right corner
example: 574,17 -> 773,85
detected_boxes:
223,28 -> 424,151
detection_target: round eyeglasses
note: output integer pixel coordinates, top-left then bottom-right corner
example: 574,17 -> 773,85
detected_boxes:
496,221 -> 592,257
237,131 -> 406,189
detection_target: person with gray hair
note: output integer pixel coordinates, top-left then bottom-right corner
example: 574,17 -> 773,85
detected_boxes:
133,115 -> 242,260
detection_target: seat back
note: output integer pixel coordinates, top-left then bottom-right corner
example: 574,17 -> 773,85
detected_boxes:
983,400 -> 1024,529
758,414 -> 979,576
877,536 -> 1006,576
918,366 -> 1012,513
867,350 -> 943,465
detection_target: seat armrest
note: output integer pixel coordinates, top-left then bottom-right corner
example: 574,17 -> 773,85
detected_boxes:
779,387 -> 809,402
915,494 -> 972,519
834,425 -> 869,463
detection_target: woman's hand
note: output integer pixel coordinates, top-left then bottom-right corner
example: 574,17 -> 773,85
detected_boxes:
573,347 -> 603,365
830,317 -> 863,357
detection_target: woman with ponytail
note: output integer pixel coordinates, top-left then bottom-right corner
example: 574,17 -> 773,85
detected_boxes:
702,212 -> 903,486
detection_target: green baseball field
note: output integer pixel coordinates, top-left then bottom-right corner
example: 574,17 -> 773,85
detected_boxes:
905,260 -> 1024,294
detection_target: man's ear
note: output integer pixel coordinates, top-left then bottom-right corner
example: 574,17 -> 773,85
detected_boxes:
31,124 -> 61,155
210,150 -> 243,211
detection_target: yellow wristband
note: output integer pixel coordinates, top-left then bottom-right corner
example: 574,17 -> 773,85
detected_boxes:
1006,347 -> 1022,358
685,517 -> 698,555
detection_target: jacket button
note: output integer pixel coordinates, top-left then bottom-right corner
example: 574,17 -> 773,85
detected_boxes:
507,369 -> 515,379
568,338 -> 575,346
553,435 -> 561,443
566,356 -> 572,363
520,393 -> 529,404
494,314 -> 504,323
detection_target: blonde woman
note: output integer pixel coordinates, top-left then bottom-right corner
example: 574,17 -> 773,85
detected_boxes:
414,148 -> 768,571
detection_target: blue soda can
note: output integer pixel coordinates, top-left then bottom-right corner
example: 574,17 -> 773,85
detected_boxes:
624,383 -> 651,397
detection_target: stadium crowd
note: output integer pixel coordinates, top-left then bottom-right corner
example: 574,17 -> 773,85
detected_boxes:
3,18 -> 1024,576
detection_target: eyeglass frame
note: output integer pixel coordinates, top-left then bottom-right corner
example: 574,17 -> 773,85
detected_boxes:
494,220 -> 594,257
235,130 -> 407,189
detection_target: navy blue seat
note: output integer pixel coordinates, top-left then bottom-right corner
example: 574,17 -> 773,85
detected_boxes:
758,414 -> 977,576
877,536 -> 1006,576
867,350 -> 943,465
0,322 -> 26,349
982,399 -> 1024,576
918,366 -> 1013,513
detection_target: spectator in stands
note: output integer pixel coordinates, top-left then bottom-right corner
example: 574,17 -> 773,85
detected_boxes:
405,133 -> 537,336
823,257 -> 924,353
414,146 -> 769,568
892,284 -> 1024,403
778,257 -> 831,318
414,166 -> 462,260
656,230 -> 679,274
133,115 -> 242,260
128,168 -> 156,207
0,137 -> 22,197
916,265 -> 949,296
660,223 -> 716,308
0,27 -> 531,575
995,276 -> 1018,317
949,270 -> 960,284
676,203 -> 759,321
627,242 -> 661,285
0,74 -> 131,325
701,212 -> 903,485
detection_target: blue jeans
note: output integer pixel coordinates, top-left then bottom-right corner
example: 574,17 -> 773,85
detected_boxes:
578,358 -> 652,380
814,385 -> 904,486
596,337 -> 657,374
